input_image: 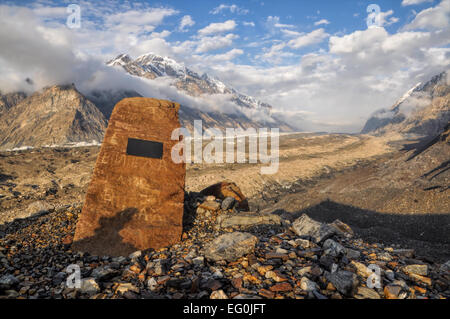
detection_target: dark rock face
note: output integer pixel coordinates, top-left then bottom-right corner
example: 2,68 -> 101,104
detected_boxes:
73,98 -> 186,256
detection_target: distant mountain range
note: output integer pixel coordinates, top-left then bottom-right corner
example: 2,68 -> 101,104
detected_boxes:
0,52 -> 294,150
361,71 -> 450,137
107,53 -> 274,111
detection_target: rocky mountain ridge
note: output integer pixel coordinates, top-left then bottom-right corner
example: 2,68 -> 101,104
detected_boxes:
107,53 -> 273,112
361,71 -> 450,137
0,85 -> 107,150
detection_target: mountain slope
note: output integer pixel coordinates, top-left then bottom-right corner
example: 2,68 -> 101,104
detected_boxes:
0,84 -> 107,150
106,53 -> 289,130
361,71 -> 450,136
0,91 -> 27,115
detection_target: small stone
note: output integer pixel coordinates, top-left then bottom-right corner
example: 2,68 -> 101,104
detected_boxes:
203,279 -> 222,291
221,197 -> 236,210
440,260 -> 450,273
210,290 -> 228,299
115,283 -> 139,295
204,232 -> 258,262
300,277 -> 319,292
328,219 -> 354,238
80,278 -> 100,295
292,214 -> 336,243
402,264 -> 428,276
350,261 -> 373,278
269,283 -> 293,292
354,286 -> 380,299
384,285 -> 402,299
0,274 -> 19,290
147,277 -> 158,291
91,266 -> 119,281
199,201 -> 221,212
392,249 -> 414,258
258,288 -> 275,299
192,256 -> 204,267
323,239 -> 345,257
265,270 -> 288,283
325,271 -> 358,296
345,248 -> 361,260
407,273 -> 432,286
129,250 -> 142,260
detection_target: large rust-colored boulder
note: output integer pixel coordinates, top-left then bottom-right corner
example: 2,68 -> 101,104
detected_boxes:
73,98 -> 185,256
200,181 -> 249,211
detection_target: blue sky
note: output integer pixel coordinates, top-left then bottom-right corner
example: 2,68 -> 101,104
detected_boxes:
0,0 -> 449,131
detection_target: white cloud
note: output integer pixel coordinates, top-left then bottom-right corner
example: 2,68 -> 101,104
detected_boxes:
105,8 -> 178,32
267,16 -> 296,29
179,15 -> 195,32
210,4 -> 249,15
404,0 -> 450,29
200,49 -> 244,62
195,33 -> 239,53
0,2 -> 449,133
243,21 -> 255,27
198,20 -> 237,36
288,28 -> 329,49
314,19 -> 330,26
402,0 -> 433,6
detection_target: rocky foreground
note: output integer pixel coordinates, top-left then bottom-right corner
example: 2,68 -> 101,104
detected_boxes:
0,185 -> 449,299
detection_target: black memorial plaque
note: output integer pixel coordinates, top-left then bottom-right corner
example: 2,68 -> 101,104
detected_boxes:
126,138 -> 163,159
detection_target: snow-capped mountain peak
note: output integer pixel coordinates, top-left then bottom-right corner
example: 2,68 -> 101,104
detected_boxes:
107,53 -> 273,112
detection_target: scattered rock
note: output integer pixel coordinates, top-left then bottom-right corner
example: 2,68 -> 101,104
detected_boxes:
402,264 -> 428,276
354,287 -> 380,299
80,278 -> 100,295
384,285 -> 402,299
325,271 -> 358,296
221,197 -> 236,211
300,277 -> 319,292
292,214 -> 336,243
210,290 -> 228,299
0,274 -> 19,290
200,181 -> 249,211
217,212 -> 281,228
203,232 -> 258,262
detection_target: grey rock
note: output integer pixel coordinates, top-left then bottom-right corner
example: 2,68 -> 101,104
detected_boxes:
192,256 -> 205,267
292,214 -> 336,243
0,274 -> 19,290
323,239 -> 345,257
217,212 -> 281,228
91,266 -> 119,281
153,259 -> 169,276
221,197 -> 236,210
203,232 -> 258,262
325,270 -> 358,296
80,278 -> 100,294
440,260 -> 450,273
392,249 -> 414,258
345,248 -> 361,260
300,277 -> 319,292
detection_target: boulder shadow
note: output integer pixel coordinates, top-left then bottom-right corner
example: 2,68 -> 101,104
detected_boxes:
72,207 -> 139,257
270,199 -> 450,261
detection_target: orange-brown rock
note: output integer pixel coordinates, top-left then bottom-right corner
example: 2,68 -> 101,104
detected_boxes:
200,181 -> 249,211
73,98 -> 185,256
